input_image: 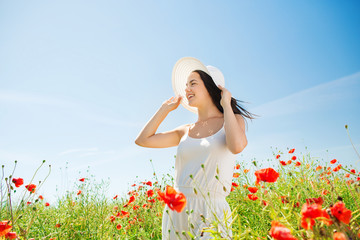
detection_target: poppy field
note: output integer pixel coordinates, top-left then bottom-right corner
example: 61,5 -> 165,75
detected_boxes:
1,131 -> 360,239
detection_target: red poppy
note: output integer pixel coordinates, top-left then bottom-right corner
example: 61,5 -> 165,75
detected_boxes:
145,181 -> 152,186
321,190 -> 329,195
118,210 -> 130,218
316,166 -> 322,171
288,149 -> 295,154
350,169 -> 355,174
247,187 -> 258,193
116,224 -> 122,230
133,205 -> 140,210
333,232 -> 347,240
281,196 -> 289,204
128,195 -> 135,204
232,182 -> 239,188
38,195 -> 44,200
287,160 -> 292,165
146,189 -> 154,197
305,197 -> 324,205
4,232 -> 17,239
109,215 -> 116,222
77,190 -> 82,195
321,209 -> 333,226
269,221 -> 297,240
235,164 -> 240,169
255,168 -> 279,183
157,186 -> 187,212
279,161 -> 287,166
113,195 -> 118,199
55,223 -> 61,228
300,203 -> 331,229
330,201 -> 352,224
276,154 -> 280,159
345,173 -> 350,178
293,202 -> 300,208
247,194 -> 258,201
330,159 -> 337,164
79,178 -> 85,182
292,156 -> 297,160
295,161 -> 301,166
12,178 -> 24,187
301,203 -> 323,219
262,200 -> 268,206
25,184 -> 36,193
333,164 -> 342,172
0,221 -> 12,237
346,179 -> 354,185
45,202 -> 50,206
233,173 -> 240,178
244,169 -> 249,174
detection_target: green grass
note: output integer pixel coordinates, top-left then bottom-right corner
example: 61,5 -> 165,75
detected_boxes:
1,147 -> 360,240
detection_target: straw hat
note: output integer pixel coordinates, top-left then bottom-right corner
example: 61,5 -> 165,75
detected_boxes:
171,57 -> 225,114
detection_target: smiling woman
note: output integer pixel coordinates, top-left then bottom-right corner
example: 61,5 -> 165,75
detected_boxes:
135,57 -> 256,239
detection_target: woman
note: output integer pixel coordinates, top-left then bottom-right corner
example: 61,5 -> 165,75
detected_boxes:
135,57 -> 255,239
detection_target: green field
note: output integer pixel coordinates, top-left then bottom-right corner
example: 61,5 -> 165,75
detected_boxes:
1,144 -> 360,240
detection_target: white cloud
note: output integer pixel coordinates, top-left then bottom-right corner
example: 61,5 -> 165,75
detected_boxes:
0,90 -> 143,127
249,71 -> 360,118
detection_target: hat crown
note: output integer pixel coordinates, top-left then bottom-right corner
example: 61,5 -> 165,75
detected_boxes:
206,65 -> 225,87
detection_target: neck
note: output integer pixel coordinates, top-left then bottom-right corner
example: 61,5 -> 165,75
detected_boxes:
196,108 -> 223,122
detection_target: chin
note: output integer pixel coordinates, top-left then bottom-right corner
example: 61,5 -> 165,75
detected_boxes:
188,102 -> 195,107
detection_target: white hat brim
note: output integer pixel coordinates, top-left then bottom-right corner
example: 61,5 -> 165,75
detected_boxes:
171,57 -> 225,114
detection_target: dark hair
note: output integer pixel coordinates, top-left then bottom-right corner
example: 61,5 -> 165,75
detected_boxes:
192,70 -> 258,127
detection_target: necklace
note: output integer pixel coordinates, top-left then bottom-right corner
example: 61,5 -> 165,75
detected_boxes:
194,116 -> 223,127
190,116 -> 223,137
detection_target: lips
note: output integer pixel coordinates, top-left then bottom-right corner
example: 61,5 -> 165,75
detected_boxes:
187,94 -> 194,100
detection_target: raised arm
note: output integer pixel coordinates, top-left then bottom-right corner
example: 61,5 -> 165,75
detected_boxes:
135,96 -> 185,148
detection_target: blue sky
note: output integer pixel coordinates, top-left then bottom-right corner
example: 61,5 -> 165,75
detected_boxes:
1,0 -> 359,204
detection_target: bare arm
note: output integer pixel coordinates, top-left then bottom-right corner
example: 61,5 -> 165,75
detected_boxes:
217,85 -> 248,154
223,102 -> 248,154
135,96 -> 184,148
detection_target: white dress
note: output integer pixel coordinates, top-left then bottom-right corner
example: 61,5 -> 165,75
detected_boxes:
162,123 -> 237,239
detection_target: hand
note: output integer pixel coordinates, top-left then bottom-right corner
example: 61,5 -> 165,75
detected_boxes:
161,95 -> 183,112
217,85 -> 232,108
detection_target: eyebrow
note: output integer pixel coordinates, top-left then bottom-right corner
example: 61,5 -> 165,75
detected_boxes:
185,79 -> 197,87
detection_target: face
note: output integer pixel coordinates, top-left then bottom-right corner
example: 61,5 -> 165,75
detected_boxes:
185,71 -> 211,107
